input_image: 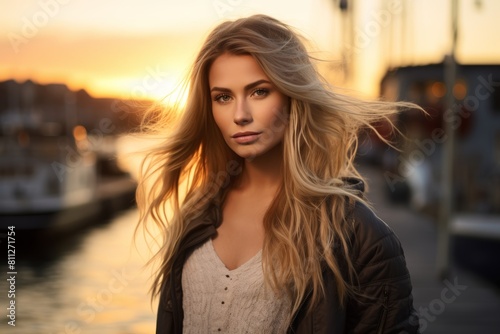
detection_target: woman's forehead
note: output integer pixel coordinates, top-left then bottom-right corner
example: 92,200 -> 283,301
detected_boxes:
208,54 -> 269,88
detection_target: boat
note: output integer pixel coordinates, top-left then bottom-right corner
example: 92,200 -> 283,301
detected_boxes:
0,80 -> 98,229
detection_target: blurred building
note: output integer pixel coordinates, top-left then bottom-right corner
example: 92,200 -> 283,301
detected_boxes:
376,62 -> 500,285
0,80 -> 143,227
377,62 -> 500,215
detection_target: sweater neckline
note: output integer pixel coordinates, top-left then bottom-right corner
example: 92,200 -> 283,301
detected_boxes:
208,239 -> 262,274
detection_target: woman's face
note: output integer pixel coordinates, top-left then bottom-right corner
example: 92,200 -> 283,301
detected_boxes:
209,53 -> 288,160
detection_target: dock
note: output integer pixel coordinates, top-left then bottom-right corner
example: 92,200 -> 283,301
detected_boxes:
360,165 -> 500,333
0,176 -> 137,231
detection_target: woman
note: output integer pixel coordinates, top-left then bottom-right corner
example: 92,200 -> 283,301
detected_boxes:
137,14 -> 420,333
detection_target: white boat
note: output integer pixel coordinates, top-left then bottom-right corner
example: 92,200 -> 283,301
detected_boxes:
0,135 -> 97,215
0,80 -> 98,229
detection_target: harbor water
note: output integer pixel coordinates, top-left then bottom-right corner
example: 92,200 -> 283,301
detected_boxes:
0,208 -> 158,333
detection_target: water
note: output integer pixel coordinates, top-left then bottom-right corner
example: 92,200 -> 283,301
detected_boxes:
0,208 -> 158,333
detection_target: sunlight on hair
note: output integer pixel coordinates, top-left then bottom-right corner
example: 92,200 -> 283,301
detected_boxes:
157,81 -> 189,109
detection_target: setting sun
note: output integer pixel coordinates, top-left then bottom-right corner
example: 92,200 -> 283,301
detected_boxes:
1,0 -> 500,101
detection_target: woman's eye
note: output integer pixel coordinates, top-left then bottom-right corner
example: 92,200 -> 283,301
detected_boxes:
214,94 -> 231,103
253,88 -> 269,97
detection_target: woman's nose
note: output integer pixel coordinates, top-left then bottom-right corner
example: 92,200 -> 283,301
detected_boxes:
233,99 -> 252,125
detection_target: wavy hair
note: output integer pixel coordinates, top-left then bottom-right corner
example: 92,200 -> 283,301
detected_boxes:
137,14 -> 415,318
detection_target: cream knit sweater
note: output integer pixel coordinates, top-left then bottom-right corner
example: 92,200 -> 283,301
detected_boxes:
182,239 -> 291,333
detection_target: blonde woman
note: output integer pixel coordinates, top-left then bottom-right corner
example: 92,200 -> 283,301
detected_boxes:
137,14 -> 419,333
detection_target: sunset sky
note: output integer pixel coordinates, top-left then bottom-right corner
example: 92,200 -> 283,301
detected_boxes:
1,0 -> 499,101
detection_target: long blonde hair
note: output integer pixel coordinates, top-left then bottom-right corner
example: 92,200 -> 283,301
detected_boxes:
137,14 -> 413,317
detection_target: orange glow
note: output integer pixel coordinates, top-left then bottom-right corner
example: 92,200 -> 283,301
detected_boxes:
73,125 -> 87,141
1,1 -> 499,101
453,80 -> 468,100
431,82 -> 446,98
0,30 -> 202,102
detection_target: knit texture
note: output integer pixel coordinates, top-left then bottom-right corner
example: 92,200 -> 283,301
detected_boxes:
182,239 -> 291,333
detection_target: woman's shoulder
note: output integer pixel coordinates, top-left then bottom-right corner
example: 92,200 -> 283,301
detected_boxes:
341,181 -> 408,277
341,177 -> 396,245
349,200 -> 395,245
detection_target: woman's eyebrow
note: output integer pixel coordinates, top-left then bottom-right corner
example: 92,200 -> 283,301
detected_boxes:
210,79 -> 271,93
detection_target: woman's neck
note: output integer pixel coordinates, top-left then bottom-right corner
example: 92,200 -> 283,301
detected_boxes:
236,144 -> 283,192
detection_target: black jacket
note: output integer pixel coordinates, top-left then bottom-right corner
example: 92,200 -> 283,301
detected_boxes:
156,180 -> 419,333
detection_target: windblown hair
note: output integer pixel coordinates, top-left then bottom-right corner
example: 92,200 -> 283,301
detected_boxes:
137,14 -> 414,317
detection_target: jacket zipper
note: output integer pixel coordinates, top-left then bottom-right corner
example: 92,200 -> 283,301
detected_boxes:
377,285 -> 389,334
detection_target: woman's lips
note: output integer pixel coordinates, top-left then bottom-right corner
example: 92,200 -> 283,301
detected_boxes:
231,131 -> 262,144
